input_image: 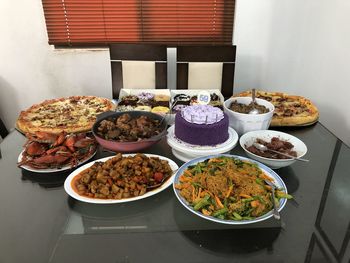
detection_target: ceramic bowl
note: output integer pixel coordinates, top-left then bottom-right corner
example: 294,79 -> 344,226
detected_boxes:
223,97 -> 274,135
239,130 -> 308,169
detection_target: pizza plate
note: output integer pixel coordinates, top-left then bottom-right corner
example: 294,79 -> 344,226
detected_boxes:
18,149 -> 97,174
64,154 -> 179,204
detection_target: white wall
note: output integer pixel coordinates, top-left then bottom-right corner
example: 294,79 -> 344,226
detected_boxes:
234,0 -> 350,146
0,0 -> 112,131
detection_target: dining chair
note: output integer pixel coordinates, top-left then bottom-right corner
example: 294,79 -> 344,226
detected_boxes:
0,117 -> 8,139
174,45 -> 236,98
109,44 -> 168,99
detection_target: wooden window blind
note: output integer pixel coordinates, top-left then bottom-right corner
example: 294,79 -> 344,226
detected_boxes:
42,0 -> 235,46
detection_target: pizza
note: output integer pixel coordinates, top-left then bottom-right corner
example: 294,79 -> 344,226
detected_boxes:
16,96 -> 116,134
233,90 -> 319,126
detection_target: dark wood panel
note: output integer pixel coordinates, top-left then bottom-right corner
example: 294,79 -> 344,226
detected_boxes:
177,63 -> 189,90
0,118 -> 8,139
111,62 -> 123,99
156,63 -> 167,89
110,44 -> 167,61
176,46 -> 236,62
222,63 -> 235,98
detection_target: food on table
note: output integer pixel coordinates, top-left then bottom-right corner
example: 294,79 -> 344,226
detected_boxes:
72,153 -> 173,199
230,100 -> 269,114
135,106 -> 152,111
18,131 -> 97,169
151,106 -> 170,114
234,90 -> 319,126
137,92 -> 154,101
96,113 -> 163,141
246,137 -> 297,159
118,95 -> 139,106
174,105 -> 229,146
154,94 -> 170,107
115,105 -> 135,112
16,96 -> 116,134
171,93 -> 223,113
175,156 -> 292,220
117,92 -> 170,112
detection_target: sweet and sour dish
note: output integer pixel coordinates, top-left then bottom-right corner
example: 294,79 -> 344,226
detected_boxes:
72,153 -> 173,199
175,156 -> 291,220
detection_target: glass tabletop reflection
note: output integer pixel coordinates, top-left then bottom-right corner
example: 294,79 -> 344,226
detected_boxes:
0,123 -> 349,263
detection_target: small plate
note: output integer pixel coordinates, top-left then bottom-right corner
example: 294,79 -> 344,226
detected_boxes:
64,154 -> 179,204
173,154 -> 288,225
18,149 -> 97,173
166,125 -> 238,155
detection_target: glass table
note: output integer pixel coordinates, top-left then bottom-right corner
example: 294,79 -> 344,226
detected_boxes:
0,123 -> 349,263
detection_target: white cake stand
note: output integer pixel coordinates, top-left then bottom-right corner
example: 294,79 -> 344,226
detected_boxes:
166,125 -> 239,162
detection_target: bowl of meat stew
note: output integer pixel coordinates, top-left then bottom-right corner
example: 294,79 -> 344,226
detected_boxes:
223,97 -> 274,135
92,111 -> 168,152
239,130 -> 307,169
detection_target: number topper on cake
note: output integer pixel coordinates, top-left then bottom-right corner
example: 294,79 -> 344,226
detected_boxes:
197,91 -> 211,105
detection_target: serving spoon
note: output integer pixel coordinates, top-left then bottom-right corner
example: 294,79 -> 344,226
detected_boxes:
263,179 -> 280,220
253,143 -> 309,162
249,89 -> 259,115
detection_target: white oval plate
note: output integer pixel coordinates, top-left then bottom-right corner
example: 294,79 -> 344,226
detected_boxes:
166,125 -> 238,155
18,149 -> 97,173
173,154 -> 288,225
64,154 -> 179,204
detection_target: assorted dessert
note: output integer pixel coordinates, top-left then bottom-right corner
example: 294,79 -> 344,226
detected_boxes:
175,156 -> 292,220
246,137 -> 297,159
230,100 -> 269,114
18,131 -> 97,169
174,105 -> 229,146
72,153 -> 173,199
234,90 -> 319,126
116,92 -> 170,113
96,113 -> 164,142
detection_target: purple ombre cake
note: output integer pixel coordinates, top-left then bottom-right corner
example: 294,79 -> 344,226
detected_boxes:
174,105 -> 229,146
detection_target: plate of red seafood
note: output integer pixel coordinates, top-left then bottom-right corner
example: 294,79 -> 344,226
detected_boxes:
64,153 -> 179,204
17,131 -> 98,173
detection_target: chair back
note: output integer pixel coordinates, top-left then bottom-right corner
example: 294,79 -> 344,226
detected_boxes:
110,44 -> 168,99
0,118 -> 8,139
175,45 -> 236,98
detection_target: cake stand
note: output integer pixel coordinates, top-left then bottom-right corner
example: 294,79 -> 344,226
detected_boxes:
166,125 -> 239,162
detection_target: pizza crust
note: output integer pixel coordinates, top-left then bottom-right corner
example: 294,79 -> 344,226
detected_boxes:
16,96 -> 116,134
233,90 -> 319,126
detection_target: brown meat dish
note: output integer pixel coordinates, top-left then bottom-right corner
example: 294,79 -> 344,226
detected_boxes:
97,113 -> 163,142
246,137 -> 297,159
230,100 -> 269,114
74,153 -> 173,199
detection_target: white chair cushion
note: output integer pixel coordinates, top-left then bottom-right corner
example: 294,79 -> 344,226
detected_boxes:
122,61 -> 156,89
188,62 -> 223,90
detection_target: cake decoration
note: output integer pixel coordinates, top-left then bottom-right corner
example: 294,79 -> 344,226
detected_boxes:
181,105 -> 224,124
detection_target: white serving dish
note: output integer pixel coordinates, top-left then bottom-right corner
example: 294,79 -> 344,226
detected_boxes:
64,154 -> 179,204
239,130 -> 308,169
223,97 -> 274,135
173,154 -> 288,225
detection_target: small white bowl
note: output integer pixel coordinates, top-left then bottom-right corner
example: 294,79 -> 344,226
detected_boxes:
223,97 -> 274,135
239,130 -> 308,169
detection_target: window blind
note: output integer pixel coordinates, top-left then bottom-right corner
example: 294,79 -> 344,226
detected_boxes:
42,0 -> 235,46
